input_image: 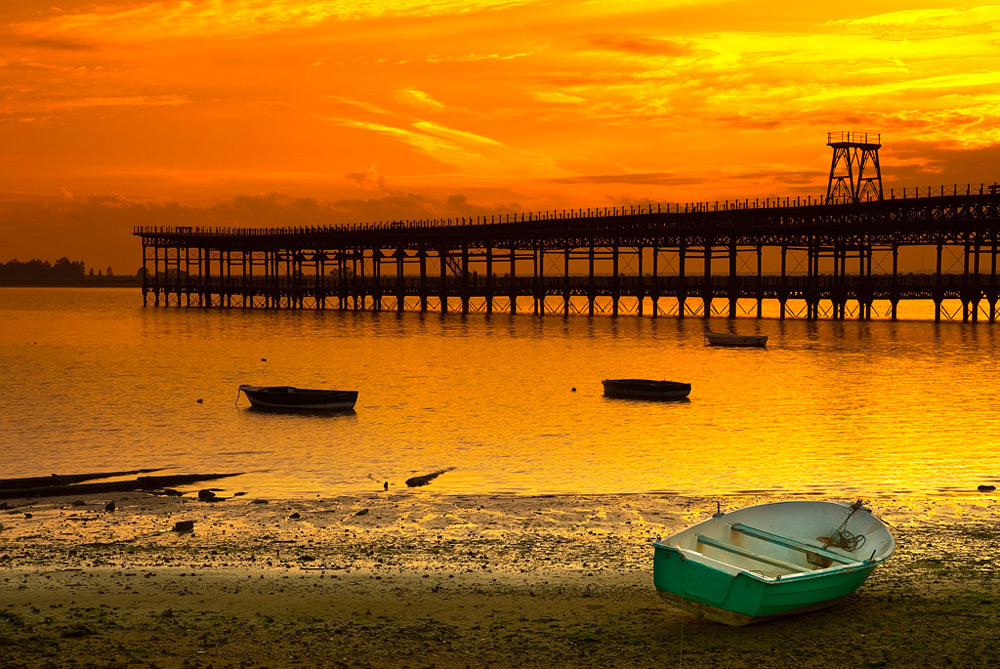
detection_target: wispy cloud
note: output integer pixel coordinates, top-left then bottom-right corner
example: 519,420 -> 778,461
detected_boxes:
54,95 -> 191,110
331,116 -> 558,179
830,5 -> 1000,37
321,96 -> 397,118
0,95 -> 190,116
532,91 -> 586,104
411,121 -> 503,147
585,35 -> 693,58
334,118 -> 460,156
798,71 -> 1000,103
551,172 -> 705,186
13,0 -> 544,43
425,52 -> 534,63
403,90 -> 446,109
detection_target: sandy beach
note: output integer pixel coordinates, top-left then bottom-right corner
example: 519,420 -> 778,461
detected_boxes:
1,490 -> 998,668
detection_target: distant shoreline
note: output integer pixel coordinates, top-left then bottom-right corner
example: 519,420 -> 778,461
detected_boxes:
0,278 -> 141,288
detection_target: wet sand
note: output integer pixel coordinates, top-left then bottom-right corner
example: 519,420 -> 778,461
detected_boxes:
1,491 -> 998,668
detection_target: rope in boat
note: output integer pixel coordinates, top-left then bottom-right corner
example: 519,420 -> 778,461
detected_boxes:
824,499 -> 867,552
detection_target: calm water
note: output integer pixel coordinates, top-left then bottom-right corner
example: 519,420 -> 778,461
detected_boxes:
2,287 -> 999,499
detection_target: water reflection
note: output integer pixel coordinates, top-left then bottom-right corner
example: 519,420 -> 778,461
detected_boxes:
3,287 -> 1000,499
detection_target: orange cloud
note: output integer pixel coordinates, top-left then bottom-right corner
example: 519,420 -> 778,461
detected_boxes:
13,0 -> 544,42
2,0 -> 999,273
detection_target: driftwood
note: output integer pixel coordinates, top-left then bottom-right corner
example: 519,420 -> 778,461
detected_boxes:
0,473 -> 243,500
404,468 -> 455,488
0,468 -> 163,491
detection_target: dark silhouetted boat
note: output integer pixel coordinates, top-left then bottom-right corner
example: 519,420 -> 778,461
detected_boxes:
601,379 -> 691,400
705,332 -> 768,347
238,385 -> 358,411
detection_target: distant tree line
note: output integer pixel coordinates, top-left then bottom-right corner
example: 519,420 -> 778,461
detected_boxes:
0,258 -> 138,285
1,257 -> 86,279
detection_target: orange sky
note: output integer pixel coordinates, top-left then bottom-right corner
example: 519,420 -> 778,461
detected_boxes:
2,0 -> 999,272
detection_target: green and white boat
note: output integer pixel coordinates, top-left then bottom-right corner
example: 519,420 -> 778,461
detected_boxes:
653,500 -> 894,626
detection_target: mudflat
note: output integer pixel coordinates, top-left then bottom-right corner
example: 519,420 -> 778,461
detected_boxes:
1,492 -> 997,668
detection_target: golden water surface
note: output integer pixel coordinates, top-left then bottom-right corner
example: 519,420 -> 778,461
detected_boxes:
2,288 -> 999,499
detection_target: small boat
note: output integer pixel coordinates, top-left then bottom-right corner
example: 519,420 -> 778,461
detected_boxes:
705,331 -> 768,347
602,379 -> 691,400
653,500 -> 894,626
238,385 -> 358,411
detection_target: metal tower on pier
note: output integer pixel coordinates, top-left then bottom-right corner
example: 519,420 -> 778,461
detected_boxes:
826,131 -> 883,203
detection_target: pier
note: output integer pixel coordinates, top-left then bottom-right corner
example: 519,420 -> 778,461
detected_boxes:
134,184 -> 1000,322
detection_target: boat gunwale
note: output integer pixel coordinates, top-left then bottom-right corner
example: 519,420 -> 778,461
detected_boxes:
653,500 -> 895,582
654,543 -> 884,584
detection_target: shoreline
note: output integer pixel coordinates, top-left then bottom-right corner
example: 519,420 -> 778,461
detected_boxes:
2,492 -> 998,667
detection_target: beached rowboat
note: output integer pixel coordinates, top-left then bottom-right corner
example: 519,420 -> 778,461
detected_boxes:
238,385 -> 358,411
705,332 -> 768,347
653,500 -> 894,625
602,379 -> 691,400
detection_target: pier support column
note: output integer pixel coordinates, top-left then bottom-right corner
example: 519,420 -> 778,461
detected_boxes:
678,244 -> 687,318
935,243 -> 943,322
756,245 -> 763,318
588,245 -> 595,316
461,245 -> 470,316
637,246 -> 644,316
972,238 -> 981,322
891,245 -> 899,320
509,244 -> 517,315
439,248 -> 448,314
779,245 -> 787,320
702,239 -> 712,319
651,246 -> 659,317
728,241 -> 737,318
418,250 -> 428,313
534,246 -> 542,316
372,249 -> 383,312
152,244 -> 160,306
395,248 -> 406,313
563,248 -> 571,316
611,245 -> 620,317
485,246 -> 494,315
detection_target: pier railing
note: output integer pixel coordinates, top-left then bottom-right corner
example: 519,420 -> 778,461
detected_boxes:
133,182 -> 999,239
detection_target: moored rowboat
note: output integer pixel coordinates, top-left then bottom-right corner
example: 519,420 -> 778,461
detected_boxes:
602,379 -> 691,400
705,332 -> 768,347
238,385 -> 358,411
653,500 -> 894,625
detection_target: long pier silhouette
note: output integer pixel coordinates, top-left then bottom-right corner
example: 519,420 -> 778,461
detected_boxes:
134,183 -> 1000,322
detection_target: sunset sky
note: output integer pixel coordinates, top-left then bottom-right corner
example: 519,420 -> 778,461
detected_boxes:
2,0 -> 1000,272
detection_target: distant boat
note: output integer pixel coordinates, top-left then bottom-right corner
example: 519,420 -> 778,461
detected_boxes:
602,379 -> 691,400
705,331 -> 768,347
653,500 -> 894,626
238,385 -> 358,411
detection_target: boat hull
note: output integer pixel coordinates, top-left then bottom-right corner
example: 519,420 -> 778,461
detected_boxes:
652,500 -> 893,625
653,544 -> 878,625
705,332 -> 768,347
602,379 -> 691,400
239,385 -> 358,411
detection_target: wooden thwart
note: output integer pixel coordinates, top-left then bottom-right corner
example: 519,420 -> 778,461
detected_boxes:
731,523 -> 863,565
695,535 -> 803,572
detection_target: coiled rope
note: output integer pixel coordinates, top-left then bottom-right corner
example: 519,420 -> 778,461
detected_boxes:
824,499 -> 867,552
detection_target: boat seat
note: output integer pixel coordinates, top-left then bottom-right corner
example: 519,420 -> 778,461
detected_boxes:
695,535 -> 803,572
730,523 -> 863,565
